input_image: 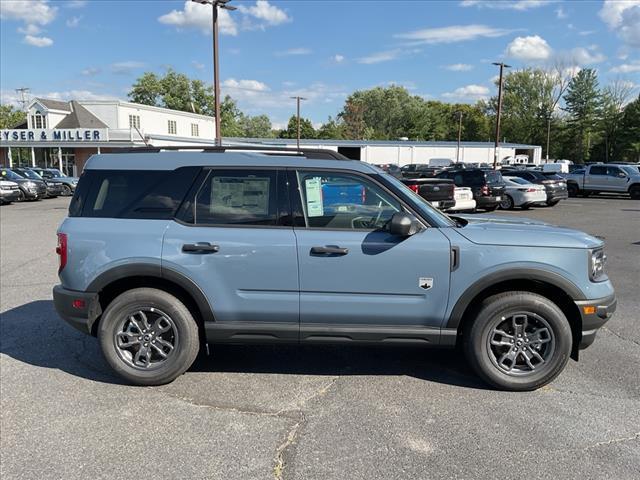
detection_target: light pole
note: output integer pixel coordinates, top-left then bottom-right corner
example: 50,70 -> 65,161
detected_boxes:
192,0 -> 236,146
492,62 -> 511,169
455,111 -> 463,163
546,115 -> 552,162
290,96 -> 307,150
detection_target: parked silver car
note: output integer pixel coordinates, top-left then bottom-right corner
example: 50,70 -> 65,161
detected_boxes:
500,176 -> 547,210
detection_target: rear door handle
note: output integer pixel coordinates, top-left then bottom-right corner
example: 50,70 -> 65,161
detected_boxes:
182,242 -> 220,254
310,246 -> 349,256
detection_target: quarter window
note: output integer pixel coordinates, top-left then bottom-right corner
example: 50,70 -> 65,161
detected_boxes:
168,120 -> 177,135
191,123 -> 199,137
129,115 -> 141,130
295,171 -> 401,230
193,170 -> 279,226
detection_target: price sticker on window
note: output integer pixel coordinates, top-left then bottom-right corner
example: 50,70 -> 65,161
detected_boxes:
305,178 -> 324,217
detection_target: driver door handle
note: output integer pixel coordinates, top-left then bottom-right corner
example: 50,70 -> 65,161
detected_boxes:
182,242 -> 220,254
310,246 -> 349,256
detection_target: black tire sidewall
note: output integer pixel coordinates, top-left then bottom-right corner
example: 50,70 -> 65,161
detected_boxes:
62,185 -> 72,196
465,292 -> 572,391
630,186 -> 640,199
499,195 -> 513,210
98,288 -> 199,386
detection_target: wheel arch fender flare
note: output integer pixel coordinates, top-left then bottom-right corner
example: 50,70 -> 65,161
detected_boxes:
446,268 -> 585,330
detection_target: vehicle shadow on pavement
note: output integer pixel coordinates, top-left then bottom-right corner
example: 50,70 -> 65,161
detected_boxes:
1,301 -> 486,390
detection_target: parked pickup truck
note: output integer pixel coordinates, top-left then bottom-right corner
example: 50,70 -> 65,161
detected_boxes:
565,164 -> 640,199
401,177 -> 455,209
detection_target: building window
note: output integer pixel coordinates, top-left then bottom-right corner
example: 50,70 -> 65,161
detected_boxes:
191,123 -> 199,137
129,115 -> 141,130
31,113 -> 46,129
168,120 -> 177,135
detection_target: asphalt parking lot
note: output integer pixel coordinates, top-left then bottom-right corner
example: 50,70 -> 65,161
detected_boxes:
1,196 -> 639,480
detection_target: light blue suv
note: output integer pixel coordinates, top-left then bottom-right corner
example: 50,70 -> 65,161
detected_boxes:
53,148 -> 616,390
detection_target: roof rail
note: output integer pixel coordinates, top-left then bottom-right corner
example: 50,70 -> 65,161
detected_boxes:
108,145 -> 351,161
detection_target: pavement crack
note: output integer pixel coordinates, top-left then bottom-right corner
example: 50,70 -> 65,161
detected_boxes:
273,414 -> 304,480
583,432 -> 640,451
158,392 -> 297,419
601,326 -> 640,348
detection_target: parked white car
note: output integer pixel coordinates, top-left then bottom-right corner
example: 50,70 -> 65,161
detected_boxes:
447,187 -> 476,212
500,177 -> 547,209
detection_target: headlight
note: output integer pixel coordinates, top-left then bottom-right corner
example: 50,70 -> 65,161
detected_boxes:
25,181 -> 36,188
589,248 -> 607,282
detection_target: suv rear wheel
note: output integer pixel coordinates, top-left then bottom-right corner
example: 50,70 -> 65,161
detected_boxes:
464,292 -> 572,391
629,185 -> 640,200
98,288 -> 200,386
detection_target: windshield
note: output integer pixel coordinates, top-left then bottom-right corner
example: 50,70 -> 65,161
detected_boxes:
15,169 -> 42,180
485,170 -> 504,184
48,169 -> 65,177
622,166 -> 638,175
1,170 -> 24,181
380,173 -> 456,227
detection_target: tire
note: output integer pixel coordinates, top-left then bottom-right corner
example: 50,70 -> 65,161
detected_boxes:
630,185 -> 640,200
62,184 -> 72,196
98,288 -> 200,386
567,183 -> 579,197
463,292 -> 572,391
546,200 -> 560,207
499,195 -> 514,210
16,189 -> 25,202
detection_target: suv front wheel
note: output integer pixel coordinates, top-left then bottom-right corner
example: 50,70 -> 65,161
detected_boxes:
98,288 -> 200,386
464,292 -> 572,391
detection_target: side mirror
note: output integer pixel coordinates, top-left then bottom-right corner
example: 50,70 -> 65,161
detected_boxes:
389,212 -> 420,237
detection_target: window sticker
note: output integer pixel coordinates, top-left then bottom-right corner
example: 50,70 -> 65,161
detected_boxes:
305,177 -> 324,217
210,176 -> 270,216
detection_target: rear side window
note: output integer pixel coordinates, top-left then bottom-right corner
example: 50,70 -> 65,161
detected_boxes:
485,171 -> 504,184
191,170 -> 280,226
590,166 -> 606,175
71,168 -> 199,219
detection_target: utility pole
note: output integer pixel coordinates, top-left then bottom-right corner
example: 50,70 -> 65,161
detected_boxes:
15,87 -> 30,111
290,96 -> 307,150
456,111 -> 463,163
492,62 -> 511,169
546,115 -> 551,162
192,0 -> 236,146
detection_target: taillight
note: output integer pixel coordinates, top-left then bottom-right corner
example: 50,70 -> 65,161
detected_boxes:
481,185 -> 489,195
56,233 -> 67,273
408,184 -> 420,193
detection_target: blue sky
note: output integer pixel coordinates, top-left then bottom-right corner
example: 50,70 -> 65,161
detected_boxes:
1,0 -> 639,128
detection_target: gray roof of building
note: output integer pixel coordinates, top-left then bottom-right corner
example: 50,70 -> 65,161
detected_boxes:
55,101 -> 108,129
225,137 -> 540,149
35,98 -> 71,111
85,151 -> 376,173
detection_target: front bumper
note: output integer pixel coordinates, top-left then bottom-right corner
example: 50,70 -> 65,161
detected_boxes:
575,293 -> 617,349
53,285 -> 101,335
46,184 -> 65,197
0,189 -> 20,202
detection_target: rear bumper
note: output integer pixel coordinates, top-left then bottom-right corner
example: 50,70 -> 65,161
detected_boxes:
53,285 -> 101,335
431,199 -> 455,209
547,190 -> 569,201
448,198 -> 476,211
476,196 -> 500,207
575,293 -> 617,349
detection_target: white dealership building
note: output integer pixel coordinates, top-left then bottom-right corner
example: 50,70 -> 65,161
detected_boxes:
1,97 -> 542,176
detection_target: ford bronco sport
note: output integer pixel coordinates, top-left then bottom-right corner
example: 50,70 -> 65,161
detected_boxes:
53,147 -> 616,390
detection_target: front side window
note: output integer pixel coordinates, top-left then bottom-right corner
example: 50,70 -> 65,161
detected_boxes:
590,166 -> 606,175
295,170 -> 401,230
607,167 -> 624,177
193,170 -> 279,226
168,120 -> 177,135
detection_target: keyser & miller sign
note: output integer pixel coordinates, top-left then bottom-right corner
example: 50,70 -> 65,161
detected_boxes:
0,129 -> 109,143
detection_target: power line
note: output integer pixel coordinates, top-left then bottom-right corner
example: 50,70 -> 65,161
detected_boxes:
15,87 -> 31,111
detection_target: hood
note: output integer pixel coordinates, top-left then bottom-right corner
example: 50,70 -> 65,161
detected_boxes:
454,215 -> 603,249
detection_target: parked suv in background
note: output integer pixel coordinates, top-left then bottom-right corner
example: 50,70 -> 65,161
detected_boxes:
54,148 -> 616,391
436,168 -> 506,211
502,169 -> 568,206
13,167 -> 64,198
0,168 -> 47,201
0,179 -> 21,204
30,167 -> 79,196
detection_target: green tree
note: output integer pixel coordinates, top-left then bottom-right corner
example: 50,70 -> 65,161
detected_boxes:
129,72 -> 163,106
316,116 -> 344,139
563,68 -> 600,163
591,81 -> 633,162
0,104 -> 26,129
279,115 -> 316,139
238,114 -> 273,138
617,94 -> 640,162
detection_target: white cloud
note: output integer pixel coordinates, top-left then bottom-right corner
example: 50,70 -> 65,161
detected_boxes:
18,24 -> 41,35
357,49 -> 402,64
505,35 -> 552,61
66,16 -> 80,27
222,79 -> 270,94
443,63 -> 474,71
395,24 -> 511,45
159,1 -> 238,35
81,67 -> 101,76
460,1 -> 555,11
578,30 -> 595,36
192,61 -> 205,71
65,0 -> 87,8
570,46 -> 606,65
24,34 -> 53,47
332,54 -> 345,63
0,88 -> 116,107
0,0 -> 57,25
111,61 -> 146,74
236,1 -> 290,26
610,61 -> 640,73
442,84 -> 490,101
276,47 -> 312,56
599,0 -> 640,47
555,7 -> 567,19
